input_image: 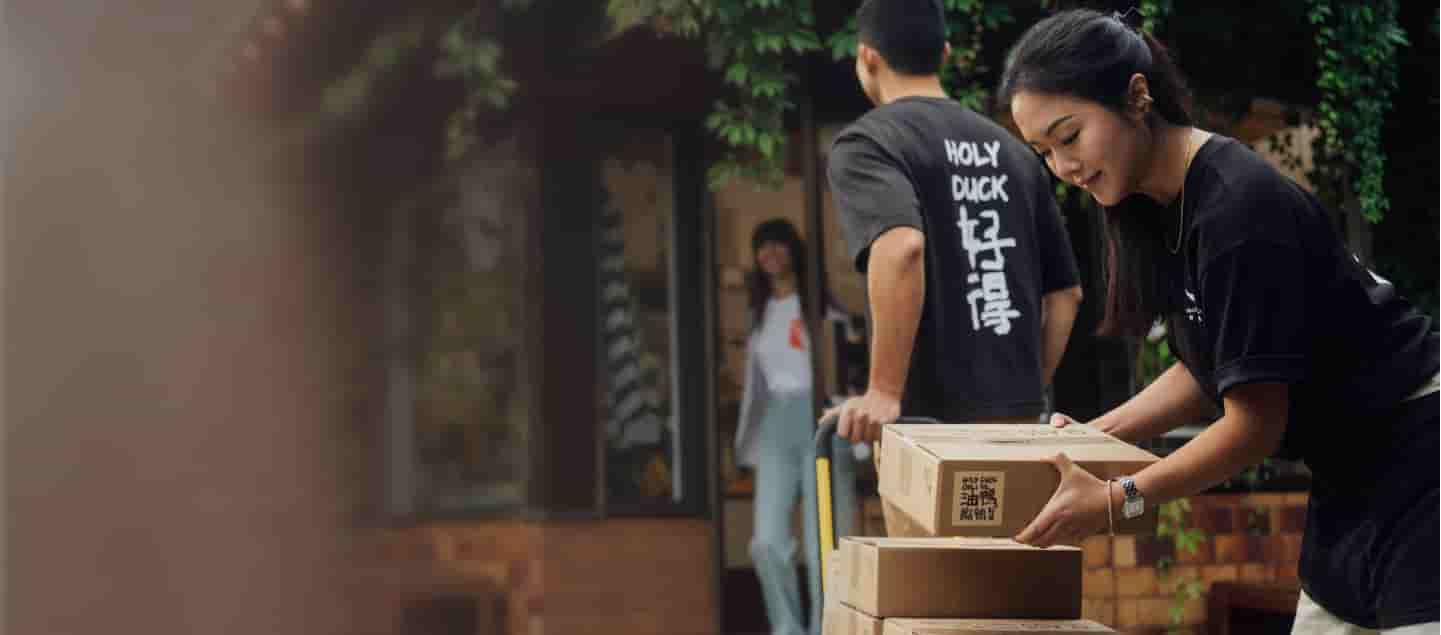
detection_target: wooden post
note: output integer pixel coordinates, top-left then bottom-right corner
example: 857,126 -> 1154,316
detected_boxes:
800,74 -> 830,420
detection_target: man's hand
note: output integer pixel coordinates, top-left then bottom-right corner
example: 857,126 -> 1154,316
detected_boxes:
821,390 -> 901,443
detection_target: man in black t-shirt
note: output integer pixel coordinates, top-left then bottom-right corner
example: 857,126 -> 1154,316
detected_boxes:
824,0 -> 1083,442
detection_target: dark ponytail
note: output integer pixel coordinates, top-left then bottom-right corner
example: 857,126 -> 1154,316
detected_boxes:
1135,30 -> 1193,127
999,9 -> 1196,336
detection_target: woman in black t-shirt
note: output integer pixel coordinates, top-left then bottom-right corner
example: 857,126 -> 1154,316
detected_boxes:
998,9 -> 1438,633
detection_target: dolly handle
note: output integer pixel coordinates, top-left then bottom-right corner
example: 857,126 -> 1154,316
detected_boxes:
813,413 -> 941,457
813,411 -> 940,597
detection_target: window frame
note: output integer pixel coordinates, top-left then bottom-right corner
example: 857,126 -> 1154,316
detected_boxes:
378,121 -> 711,522
596,124 -> 710,519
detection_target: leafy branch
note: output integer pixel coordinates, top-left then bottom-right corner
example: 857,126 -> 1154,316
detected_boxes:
1136,0 -> 1174,35
1155,498 -> 1206,629
434,8 -> 522,161
938,0 -> 1015,111
610,0 -> 821,187
1307,0 -> 1407,222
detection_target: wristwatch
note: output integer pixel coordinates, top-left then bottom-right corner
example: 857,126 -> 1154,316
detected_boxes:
1119,476 -> 1146,520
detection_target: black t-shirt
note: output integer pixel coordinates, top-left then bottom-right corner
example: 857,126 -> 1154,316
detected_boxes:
827,96 -> 1080,422
1168,135 -> 1439,628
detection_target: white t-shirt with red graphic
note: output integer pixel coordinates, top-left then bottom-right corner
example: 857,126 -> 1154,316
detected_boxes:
754,293 -> 812,396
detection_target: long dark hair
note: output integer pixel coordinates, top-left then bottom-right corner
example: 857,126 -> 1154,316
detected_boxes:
998,9 -> 1195,337
746,218 -> 812,331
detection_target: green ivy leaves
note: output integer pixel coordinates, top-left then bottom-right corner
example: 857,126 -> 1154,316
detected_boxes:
1136,0 -> 1173,35
611,0 -> 819,186
1308,0 -> 1407,223
432,0 -> 1407,210
436,12 -> 520,160
1155,499 -> 1206,627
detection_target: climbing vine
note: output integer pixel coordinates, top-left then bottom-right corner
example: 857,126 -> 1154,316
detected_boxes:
1306,0 -> 1407,222
435,13 -> 516,160
338,0 -> 1411,211
608,0 -> 822,187
435,0 -> 536,160
606,0 -> 1019,187
1135,0 -> 1173,36
1155,499 -> 1206,629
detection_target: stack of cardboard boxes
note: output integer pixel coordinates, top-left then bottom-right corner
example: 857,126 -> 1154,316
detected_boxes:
823,424 -> 1161,635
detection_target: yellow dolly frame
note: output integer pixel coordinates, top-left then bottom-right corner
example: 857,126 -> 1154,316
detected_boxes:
812,414 -> 939,596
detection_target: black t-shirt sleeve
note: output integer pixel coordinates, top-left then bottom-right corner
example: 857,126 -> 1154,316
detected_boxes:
1033,168 -> 1081,293
1199,241 -> 1309,397
826,132 -> 923,273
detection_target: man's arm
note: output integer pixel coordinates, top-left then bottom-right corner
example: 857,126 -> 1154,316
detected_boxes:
828,226 -> 925,442
1039,285 -> 1083,387
823,132 -> 926,441
865,227 -> 926,401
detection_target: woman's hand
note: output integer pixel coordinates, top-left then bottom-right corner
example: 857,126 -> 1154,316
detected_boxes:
1048,412 -> 1081,428
1050,411 -> 1120,437
1014,452 -> 1111,547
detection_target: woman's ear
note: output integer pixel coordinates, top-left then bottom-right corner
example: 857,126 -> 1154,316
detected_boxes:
1126,73 -> 1153,121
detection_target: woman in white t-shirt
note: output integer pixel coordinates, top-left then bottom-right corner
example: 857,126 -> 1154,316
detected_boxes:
735,219 -> 858,635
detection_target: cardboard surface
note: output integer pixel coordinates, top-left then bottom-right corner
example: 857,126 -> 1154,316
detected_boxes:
878,424 -> 1159,537
825,547 -> 849,614
883,618 -> 1116,635
825,602 -> 886,635
881,498 -> 932,538
839,537 -> 1081,619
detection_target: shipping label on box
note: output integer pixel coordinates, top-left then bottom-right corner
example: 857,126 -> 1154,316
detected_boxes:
878,424 -> 1159,537
825,602 -> 885,635
839,536 -> 1081,619
883,618 -> 1116,635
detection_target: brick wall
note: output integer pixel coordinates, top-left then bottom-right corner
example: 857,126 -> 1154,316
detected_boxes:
377,518 -> 718,635
1080,493 -> 1308,634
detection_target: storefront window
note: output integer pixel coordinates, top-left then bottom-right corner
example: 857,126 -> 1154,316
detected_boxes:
596,130 -> 682,507
384,127 -> 704,517
384,139 -> 536,515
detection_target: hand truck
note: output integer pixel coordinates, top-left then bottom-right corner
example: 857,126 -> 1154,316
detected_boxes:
812,413 -> 939,596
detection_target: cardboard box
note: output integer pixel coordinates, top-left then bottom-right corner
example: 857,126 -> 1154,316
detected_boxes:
881,498 -> 932,537
883,619 -> 1115,635
839,537 -> 1081,619
878,424 -> 1159,537
825,602 -> 885,635
824,547 -> 849,614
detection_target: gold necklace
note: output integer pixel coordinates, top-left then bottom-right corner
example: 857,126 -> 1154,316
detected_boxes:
1167,130 -> 1197,255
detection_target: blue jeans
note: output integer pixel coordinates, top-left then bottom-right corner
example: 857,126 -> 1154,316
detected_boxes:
749,394 -> 857,635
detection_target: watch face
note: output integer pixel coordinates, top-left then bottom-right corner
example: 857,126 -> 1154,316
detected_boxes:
1123,499 -> 1144,519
